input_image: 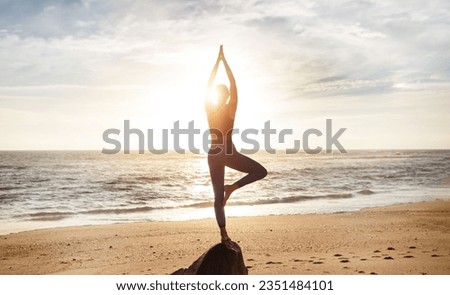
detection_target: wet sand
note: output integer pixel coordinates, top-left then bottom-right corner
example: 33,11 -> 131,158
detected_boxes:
1,200 -> 449,275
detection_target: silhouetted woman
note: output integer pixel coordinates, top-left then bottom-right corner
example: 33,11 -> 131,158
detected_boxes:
205,45 -> 267,242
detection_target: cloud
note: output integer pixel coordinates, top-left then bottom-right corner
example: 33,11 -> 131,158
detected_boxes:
0,0 -> 117,37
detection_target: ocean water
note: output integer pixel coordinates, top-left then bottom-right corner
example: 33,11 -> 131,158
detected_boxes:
0,150 -> 449,234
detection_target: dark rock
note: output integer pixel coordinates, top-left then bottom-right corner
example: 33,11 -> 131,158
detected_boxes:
172,241 -> 248,275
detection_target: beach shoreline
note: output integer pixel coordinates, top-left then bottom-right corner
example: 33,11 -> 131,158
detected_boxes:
1,200 -> 449,275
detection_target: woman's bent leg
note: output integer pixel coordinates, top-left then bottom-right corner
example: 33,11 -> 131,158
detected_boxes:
226,149 -> 267,189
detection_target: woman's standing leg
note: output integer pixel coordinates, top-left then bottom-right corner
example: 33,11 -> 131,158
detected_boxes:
208,153 -> 230,241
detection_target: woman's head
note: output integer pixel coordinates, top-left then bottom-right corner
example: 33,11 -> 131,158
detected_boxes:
214,84 -> 229,105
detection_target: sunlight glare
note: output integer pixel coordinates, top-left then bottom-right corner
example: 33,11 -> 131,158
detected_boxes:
210,87 -> 221,105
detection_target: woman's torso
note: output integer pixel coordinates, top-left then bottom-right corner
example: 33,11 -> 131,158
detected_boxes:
207,105 -> 235,144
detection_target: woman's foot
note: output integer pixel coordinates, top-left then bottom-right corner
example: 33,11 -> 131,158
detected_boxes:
221,237 -> 231,243
220,226 -> 231,242
223,184 -> 238,206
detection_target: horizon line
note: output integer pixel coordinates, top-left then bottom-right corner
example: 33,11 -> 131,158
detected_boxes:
0,148 -> 449,152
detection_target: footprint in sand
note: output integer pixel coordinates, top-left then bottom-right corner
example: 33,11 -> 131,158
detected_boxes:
403,255 -> 414,258
370,272 -> 377,275
387,247 -> 395,251
357,270 -> 365,274
266,261 -> 283,265
384,256 -> 394,260
360,258 -> 367,261
373,250 -> 381,253
431,254 -> 441,258
409,246 -> 416,249
334,254 -> 343,257
340,259 -> 350,263
313,261 -> 324,265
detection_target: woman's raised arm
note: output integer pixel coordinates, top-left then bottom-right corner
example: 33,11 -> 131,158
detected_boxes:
221,48 -> 238,110
205,46 -> 223,109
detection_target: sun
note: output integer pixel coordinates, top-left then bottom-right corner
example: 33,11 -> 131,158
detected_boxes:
207,86 -> 224,106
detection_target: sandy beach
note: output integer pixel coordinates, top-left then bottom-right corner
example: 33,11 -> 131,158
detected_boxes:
1,200 -> 449,275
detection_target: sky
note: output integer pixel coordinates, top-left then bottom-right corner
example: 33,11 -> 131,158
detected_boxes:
0,0 -> 449,151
